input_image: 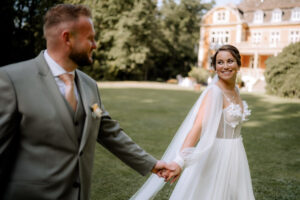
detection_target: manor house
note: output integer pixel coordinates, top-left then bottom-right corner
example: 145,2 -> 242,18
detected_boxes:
198,0 -> 300,91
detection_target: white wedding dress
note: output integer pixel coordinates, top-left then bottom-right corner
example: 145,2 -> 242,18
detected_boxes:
169,100 -> 254,200
131,83 -> 255,200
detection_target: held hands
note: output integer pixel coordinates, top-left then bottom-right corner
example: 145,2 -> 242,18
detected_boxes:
162,162 -> 182,184
151,161 -> 182,184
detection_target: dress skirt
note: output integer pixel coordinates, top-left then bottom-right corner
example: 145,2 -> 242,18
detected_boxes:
169,137 -> 255,200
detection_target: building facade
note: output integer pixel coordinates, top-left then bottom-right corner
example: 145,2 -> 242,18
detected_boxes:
198,0 -> 300,90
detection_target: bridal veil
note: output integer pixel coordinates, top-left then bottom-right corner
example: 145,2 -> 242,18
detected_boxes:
130,77 -> 223,200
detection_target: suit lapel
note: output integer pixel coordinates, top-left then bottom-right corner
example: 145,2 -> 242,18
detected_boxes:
35,52 -> 78,147
76,71 -> 91,151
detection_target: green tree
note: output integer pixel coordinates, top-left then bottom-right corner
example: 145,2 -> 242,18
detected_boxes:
107,0 -> 163,80
265,41 -> 300,98
1,0 -> 214,81
0,0 -> 63,66
65,0 -> 137,80
156,0 -> 212,79
65,0 -> 212,81
67,0 -> 212,81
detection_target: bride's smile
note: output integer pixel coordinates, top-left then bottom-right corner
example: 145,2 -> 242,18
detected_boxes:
215,51 -> 239,83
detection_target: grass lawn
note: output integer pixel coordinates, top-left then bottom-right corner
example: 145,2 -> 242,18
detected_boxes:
90,88 -> 300,200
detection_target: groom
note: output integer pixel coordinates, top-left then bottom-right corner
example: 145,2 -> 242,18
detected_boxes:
0,4 -> 169,200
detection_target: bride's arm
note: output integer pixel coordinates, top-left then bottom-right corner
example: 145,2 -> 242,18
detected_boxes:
164,92 -> 210,183
180,96 -> 207,150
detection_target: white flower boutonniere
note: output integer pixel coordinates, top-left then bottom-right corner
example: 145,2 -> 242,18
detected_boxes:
91,103 -> 102,119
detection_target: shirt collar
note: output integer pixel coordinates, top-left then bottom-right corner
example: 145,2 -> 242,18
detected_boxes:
44,50 -> 75,77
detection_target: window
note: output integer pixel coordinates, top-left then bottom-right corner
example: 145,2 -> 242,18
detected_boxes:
210,30 -> 230,49
272,9 -> 282,22
270,31 -> 280,47
289,30 -> 300,43
252,31 -> 262,44
253,10 -> 264,23
291,7 -> 300,21
213,10 -> 229,23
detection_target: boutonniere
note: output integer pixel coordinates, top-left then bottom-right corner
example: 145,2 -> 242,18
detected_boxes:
90,103 -> 102,119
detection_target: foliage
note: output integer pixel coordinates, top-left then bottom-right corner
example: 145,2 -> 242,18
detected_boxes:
0,0 -> 63,66
1,0 -> 213,81
155,0 -> 212,80
91,88 -> 300,200
101,0 -> 159,80
265,42 -> 300,98
66,0 -> 212,81
236,73 -> 244,88
188,66 -> 210,84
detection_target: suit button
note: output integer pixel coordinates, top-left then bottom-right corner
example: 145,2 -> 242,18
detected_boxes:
74,121 -> 79,126
73,182 -> 80,188
79,151 -> 83,156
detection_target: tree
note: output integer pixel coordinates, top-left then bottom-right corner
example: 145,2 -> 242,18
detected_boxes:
66,0 -> 212,81
265,41 -> 300,98
64,0 -> 212,81
104,0 -> 160,80
66,0 -> 138,80
1,0 -> 214,81
0,0 -> 63,66
155,0 -> 212,80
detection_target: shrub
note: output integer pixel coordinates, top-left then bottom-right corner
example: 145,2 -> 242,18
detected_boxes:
265,42 -> 300,98
188,67 -> 210,85
236,73 -> 244,88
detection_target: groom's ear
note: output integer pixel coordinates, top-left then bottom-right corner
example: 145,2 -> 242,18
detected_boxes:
62,30 -> 73,47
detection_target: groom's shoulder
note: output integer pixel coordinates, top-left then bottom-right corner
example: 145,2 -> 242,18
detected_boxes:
0,57 -> 37,75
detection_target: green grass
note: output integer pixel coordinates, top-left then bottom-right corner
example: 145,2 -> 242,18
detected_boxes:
91,88 -> 300,200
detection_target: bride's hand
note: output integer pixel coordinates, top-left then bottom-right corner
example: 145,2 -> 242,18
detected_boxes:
164,162 -> 182,184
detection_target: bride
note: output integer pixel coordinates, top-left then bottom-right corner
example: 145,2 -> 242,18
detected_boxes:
130,44 -> 255,200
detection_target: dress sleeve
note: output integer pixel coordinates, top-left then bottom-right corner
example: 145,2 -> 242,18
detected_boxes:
179,85 -> 223,167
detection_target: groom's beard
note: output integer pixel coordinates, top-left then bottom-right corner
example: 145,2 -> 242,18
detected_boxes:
69,48 -> 93,67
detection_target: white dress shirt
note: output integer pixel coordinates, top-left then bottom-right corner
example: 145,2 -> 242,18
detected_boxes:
44,50 -> 78,100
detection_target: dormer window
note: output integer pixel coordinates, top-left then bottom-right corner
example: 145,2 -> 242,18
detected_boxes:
272,9 -> 282,22
213,10 -> 229,23
291,7 -> 300,21
253,10 -> 264,23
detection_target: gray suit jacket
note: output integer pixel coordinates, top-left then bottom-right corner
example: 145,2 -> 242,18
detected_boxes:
0,52 -> 157,200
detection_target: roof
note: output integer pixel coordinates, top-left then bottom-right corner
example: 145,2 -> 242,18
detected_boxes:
237,0 -> 300,24
238,0 -> 300,12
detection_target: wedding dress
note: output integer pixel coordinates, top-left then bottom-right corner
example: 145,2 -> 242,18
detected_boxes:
130,83 -> 255,200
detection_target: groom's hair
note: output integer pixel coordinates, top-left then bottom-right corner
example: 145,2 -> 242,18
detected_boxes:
211,44 -> 241,70
43,4 -> 91,38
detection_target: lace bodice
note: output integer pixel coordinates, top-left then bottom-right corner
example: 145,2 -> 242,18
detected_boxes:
216,101 -> 251,139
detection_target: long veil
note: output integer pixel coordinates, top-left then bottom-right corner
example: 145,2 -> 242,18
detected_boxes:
130,75 -> 222,200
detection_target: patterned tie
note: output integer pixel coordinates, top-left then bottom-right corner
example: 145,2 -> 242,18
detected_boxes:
59,73 -> 77,111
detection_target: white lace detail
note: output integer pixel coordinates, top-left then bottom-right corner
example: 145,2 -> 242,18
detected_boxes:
224,101 -> 251,128
242,101 -> 251,121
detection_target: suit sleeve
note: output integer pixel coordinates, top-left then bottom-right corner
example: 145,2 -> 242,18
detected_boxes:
95,86 -> 157,176
0,69 -> 20,193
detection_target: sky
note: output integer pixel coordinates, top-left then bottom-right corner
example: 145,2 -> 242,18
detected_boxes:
209,0 -> 242,6
157,0 -> 242,7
